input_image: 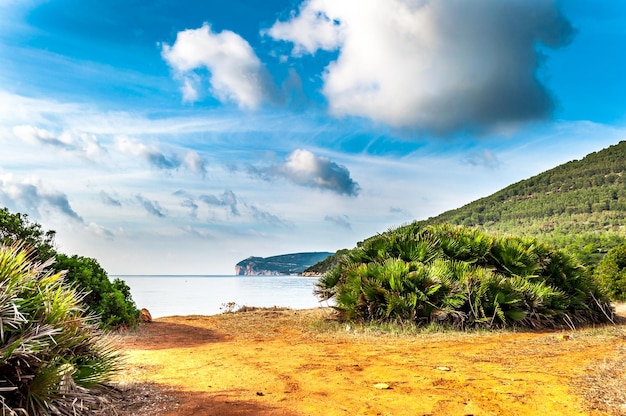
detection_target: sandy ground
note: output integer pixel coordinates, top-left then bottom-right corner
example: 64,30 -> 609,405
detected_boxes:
114,306 -> 626,416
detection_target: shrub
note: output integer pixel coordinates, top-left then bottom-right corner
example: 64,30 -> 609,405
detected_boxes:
54,254 -> 139,329
0,244 -> 121,415
317,223 -> 614,329
594,243 -> 626,301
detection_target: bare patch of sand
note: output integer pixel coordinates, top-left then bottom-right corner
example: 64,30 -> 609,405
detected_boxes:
113,307 -> 626,416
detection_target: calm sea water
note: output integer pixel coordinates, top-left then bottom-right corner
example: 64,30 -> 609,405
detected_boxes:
114,275 -> 327,318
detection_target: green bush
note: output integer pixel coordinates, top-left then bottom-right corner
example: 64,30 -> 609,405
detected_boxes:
54,255 -> 139,329
594,243 -> 626,301
0,244 -> 122,415
0,206 -> 139,329
317,223 -> 614,329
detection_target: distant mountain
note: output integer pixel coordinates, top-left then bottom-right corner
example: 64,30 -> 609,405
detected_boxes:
307,140 -> 626,274
235,252 -> 334,275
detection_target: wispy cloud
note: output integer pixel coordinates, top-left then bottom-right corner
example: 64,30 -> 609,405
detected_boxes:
267,0 -> 575,134
250,149 -> 360,196
0,174 -> 83,222
464,149 -> 501,169
114,136 -> 207,175
100,190 -> 122,207
249,204 -> 288,227
135,194 -> 167,218
324,214 -> 351,230
13,125 -> 105,159
199,190 -> 239,216
180,198 -> 199,218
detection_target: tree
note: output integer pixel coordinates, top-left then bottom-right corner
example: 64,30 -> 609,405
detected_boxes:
0,208 -> 56,260
594,243 -> 626,301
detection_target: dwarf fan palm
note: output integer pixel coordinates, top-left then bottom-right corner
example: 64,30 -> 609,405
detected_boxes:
0,244 -> 121,416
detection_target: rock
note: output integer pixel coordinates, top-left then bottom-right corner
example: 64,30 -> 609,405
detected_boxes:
140,308 -> 153,323
374,383 -> 390,389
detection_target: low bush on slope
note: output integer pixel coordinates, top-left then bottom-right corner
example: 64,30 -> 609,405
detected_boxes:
316,223 -> 614,329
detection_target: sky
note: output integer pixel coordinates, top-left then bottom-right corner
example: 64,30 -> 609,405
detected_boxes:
1,0 -> 625,275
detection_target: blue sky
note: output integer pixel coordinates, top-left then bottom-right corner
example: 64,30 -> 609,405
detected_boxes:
1,0 -> 625,274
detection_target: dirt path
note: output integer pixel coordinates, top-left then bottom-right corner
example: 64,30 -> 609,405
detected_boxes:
115,308 -> 626,416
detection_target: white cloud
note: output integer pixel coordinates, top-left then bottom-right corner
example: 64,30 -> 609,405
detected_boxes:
162,23 -> 273,109
114,136 -> 206,175
184,151 -> 207,176
0,173 -> 83,222
12,125 -> 105,159
264,4 -> 344,55
251,149 -> 360,196
267,0 -> 574,133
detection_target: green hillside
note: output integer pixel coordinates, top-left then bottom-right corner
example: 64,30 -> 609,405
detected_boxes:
420,140 -> 626,264
308,140 -> 626,274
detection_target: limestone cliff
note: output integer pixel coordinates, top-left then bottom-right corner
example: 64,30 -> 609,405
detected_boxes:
235,252 -> 333,276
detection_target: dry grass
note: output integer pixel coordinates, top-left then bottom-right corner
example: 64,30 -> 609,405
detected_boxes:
579,345 -> 626,415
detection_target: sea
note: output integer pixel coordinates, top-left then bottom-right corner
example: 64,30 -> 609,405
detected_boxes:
113,275 -> 328,318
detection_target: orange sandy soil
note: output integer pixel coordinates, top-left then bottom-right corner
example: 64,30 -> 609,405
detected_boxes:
114,305 -> 626,416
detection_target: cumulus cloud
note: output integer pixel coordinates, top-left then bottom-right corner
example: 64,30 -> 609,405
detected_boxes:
252,149 -> 360,196
267,0 -> 575,133
115,136 -> 206,175
162,23 -> 275,109
0,174 -> 83,222
324,214 -> 351,229
135,194 -> 167,218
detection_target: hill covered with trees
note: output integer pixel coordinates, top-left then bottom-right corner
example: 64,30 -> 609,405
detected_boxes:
308,140 -> 626,275
235,252 -> 334,275
420,140 -> 626,264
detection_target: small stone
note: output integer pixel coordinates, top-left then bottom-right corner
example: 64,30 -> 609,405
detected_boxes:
140,308 -> 152,323
436,366 -> 451,371
374,383 -> 390,389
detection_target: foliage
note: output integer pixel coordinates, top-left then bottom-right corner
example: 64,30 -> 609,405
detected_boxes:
317,223 -> 614,329
54,255 -> 139,329
420,141 -> 626,264
309,140 -> 626,276
0,206 -> 139,329
594,243 -> 626,301
0,244 -> 121,415
303,249 -> 349,275
0,208 -> 56,261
